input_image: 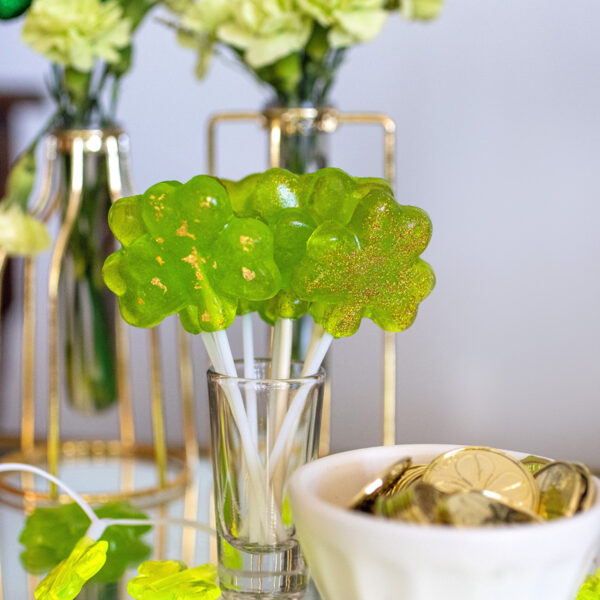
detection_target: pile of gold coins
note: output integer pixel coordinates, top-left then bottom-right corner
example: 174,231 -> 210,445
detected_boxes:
350,447 -> 597,527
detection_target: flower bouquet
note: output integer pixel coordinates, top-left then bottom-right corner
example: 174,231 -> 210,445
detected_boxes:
167,0 -> 443,108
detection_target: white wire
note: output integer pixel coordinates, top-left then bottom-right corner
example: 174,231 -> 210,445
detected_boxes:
0,462 -> 97,522
0,463 -> 216,542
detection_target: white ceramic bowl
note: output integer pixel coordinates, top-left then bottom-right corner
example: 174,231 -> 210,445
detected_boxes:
288,444 -> 600,600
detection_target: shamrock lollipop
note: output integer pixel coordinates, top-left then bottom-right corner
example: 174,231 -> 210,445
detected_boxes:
103,176 -> 281,334
292,187 -> 435,338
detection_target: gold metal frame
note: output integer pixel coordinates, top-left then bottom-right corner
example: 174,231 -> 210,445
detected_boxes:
0,128 -> 197,504
207,107 -> 397,448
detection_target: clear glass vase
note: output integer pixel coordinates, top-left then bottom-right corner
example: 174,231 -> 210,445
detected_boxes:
51,126 -> 132,412
208,359 -> 324,598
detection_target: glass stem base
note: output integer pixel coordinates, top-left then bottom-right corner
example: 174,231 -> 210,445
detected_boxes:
218,538 -> 308,598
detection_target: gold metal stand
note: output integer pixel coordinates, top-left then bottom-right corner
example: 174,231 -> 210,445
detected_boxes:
207,107 -> 398,448
0,128 -> 197,504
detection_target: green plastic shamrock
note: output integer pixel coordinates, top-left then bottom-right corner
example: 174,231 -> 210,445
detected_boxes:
292,187 -> 435,337
20,502 -> 151,583
127,560 -> 221,600
103,175 -> 282,334
577,569 -> 600,600
34,536 -> 108,600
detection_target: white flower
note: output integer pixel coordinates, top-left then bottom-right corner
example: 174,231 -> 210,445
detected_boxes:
0,204 -> 51,256
22,0 -> 131,72
296,0 -> 387,48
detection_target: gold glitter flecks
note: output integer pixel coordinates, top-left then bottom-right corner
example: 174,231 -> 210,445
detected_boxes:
156,237 -> 164,244
240,235 -> 254,252
242,267 -> 256,281
201,311 -> 211,322
151,277 -> 167,294
212,261 -> 217,269
182,247 -> 200,268
176,220 -> 196,239
138,297 -> 144,304
156,256 -> 165,265
154,205 -> 163,221
149,194 -> 156,200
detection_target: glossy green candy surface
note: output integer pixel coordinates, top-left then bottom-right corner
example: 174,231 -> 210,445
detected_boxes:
292,189 -> 435,338
34,537 -> 108,600
127,560 -> 221,600
105,168 -> 434,335
104,176 -> 281,333
20,502 -> 151,583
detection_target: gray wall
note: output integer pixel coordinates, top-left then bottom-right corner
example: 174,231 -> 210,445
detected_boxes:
1,0 -> 600,465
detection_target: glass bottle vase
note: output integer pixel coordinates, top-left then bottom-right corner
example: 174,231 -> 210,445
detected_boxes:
50,126 -> 132,412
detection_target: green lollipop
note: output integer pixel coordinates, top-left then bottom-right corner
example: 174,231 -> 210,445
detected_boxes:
292,188 -> 435,337
103,176 -> 282,334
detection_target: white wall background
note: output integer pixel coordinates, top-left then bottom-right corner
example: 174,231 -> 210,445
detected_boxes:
1,0 -> 599,466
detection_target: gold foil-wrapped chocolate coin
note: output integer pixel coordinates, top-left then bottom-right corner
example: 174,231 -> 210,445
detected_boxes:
573,462 -> 597,512
350,457 -> 412,513
375,482 -> 446,524
422,447 -> 539,513
535,462 -> 584,519
388,464 -> 427,496
438,490 -> 542,527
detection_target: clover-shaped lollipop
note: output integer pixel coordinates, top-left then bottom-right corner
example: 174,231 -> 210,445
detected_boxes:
103,176 -> 281,334
127,560 -> 221,600
34,536 -> 108,600
20,502 -> 151,583
292,187 -> 435,337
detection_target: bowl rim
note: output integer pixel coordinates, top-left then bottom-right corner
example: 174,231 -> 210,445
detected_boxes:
288,443 -> 600,540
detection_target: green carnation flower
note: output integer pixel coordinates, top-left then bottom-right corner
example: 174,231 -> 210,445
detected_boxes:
296,0 -> 388,48
22,0 -> 131,72
217,0 -> 312,68
174,0 -> 230,77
